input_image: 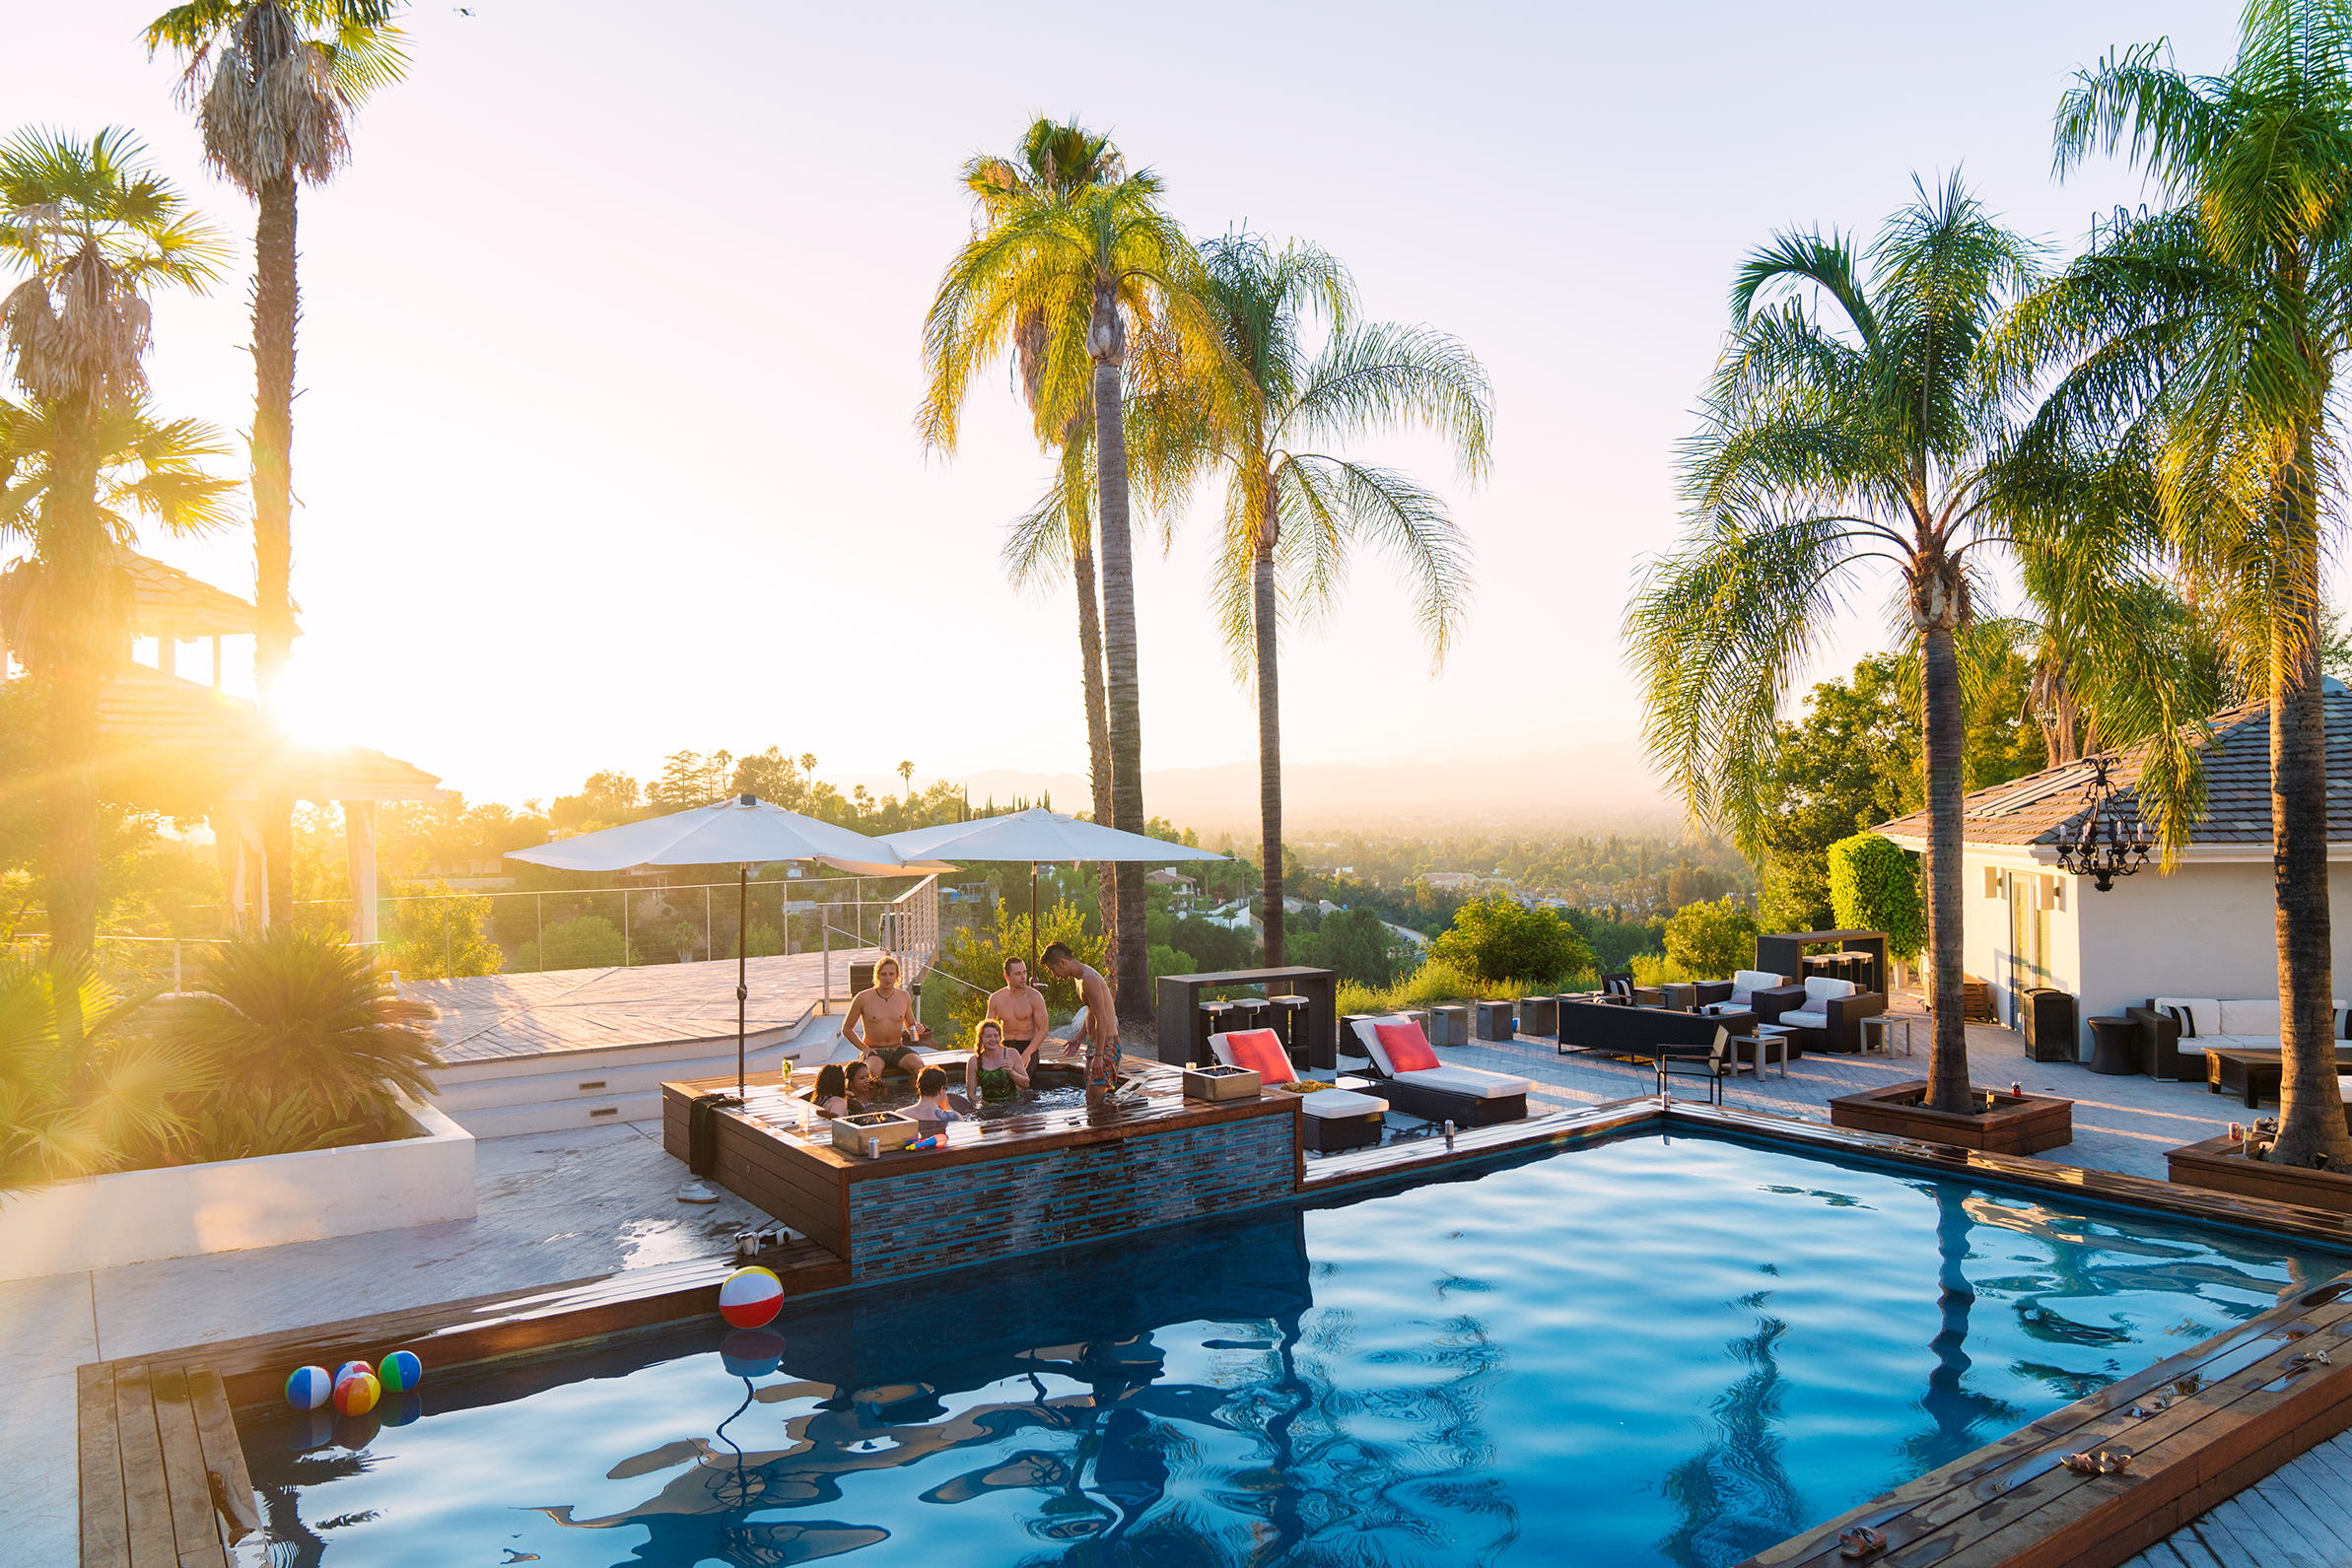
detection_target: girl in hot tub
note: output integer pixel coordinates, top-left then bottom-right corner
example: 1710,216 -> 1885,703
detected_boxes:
963,1019 -> 1032,1104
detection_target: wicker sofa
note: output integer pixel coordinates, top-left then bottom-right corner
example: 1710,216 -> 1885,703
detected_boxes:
1556,999 -> 1764,1058
1772,976 -> 1885,1055
1691,969 -> 1808,1024
2123,996 -> 2342,1081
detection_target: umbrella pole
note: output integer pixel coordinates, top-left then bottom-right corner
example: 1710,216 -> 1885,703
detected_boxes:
736,863 -> 749,1097
1030,861 -> 1038,977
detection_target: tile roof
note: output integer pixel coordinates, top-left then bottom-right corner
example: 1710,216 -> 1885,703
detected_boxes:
1875,692 -> 2352,850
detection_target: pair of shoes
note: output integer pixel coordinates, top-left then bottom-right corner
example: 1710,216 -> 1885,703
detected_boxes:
676,1178 -> 722,1204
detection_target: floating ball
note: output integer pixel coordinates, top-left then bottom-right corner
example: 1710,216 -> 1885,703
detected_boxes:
380,1391 -> 424,1429
378,1350 -> 424,1393
718,1265 -> 784,1329
333,1359 -> 374,1388
285,1366 -> 333,1411
721,1329 -> 785,1378
333,1371 -> 380,1416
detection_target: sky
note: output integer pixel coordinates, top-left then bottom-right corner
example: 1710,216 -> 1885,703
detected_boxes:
2,1 -> 2251,811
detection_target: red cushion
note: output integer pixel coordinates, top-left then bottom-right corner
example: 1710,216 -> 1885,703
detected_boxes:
1374,1020 -> 1441,1072
1221,1028 -> 1294,1084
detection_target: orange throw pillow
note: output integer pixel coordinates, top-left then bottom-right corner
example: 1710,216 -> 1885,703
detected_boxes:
1374,1020 -> 1441,1072
1221,1028 -> 1295,1084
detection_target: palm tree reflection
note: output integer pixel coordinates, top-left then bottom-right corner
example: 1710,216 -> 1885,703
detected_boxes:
1655,1296 -> 1807,1568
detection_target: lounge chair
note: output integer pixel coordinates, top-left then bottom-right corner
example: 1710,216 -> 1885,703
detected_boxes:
1655,1025 -> 1734,1104
1349,1015 -> 1531,1126
1208,1028 -> 1388,1151
1773,977 -> 1885,1055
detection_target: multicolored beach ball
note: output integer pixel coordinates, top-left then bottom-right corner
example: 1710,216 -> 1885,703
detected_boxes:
284,1366 -> 333,1411
378,1350 -> 424,1393
718,1265 -> 784,1328
332,1370 -> 380,1416
333,1359 -> 374,1388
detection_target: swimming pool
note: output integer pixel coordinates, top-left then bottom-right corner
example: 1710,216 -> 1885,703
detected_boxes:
241,1129 -> 2348,1567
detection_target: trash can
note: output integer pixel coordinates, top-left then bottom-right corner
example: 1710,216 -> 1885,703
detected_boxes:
2021,989 -> 2079,1063
850,961 -> 875,997
1475,1000 -> 1515,1041
1518,995 -> 1558,1038
1428,1004 -> 1470,1047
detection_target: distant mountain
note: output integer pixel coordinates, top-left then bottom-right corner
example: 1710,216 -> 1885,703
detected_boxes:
949,735 -> 1680,837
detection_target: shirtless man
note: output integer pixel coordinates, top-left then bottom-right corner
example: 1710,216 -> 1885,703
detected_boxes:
985,956 -> 1053,1069
843,955 -> 932,1086
1040,941 -> 1118,1102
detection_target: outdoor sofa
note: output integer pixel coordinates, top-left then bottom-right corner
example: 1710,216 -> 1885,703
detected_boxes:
1208,1028 -> 1390,1151
2126,995 -> 2349,1081
1349,1016 -> 1531,1126
1771,976 -> 1885,1055
1555,998 -> 1766,1058
1691,969 -> 1808,1022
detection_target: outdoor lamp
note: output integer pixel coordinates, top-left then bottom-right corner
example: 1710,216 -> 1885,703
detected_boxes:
2054,754 -> 2152,892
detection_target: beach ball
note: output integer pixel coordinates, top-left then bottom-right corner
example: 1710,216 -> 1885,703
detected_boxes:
718,1265 -> 784,1328
333,1359 -> 373,1388
333,1370 -> 380,1416
721,1329 -> 786,1378
284,1366 -> 333,1411
378,1350 -> 424,1393
380,1391 -> 424,1429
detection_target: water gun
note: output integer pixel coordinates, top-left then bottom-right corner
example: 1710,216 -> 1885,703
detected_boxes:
906,1133 -> 944,1151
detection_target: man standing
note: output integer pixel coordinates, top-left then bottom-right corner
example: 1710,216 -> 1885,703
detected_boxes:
843,955 -> 932,1085
1041,941 -> 1119,1103
986,955 -> 1053,1068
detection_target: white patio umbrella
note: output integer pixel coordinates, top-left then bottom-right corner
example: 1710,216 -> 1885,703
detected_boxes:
508,794 -> 951,1097
879,807 -> 1227,976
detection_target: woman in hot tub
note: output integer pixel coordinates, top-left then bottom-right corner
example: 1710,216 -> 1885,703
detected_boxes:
962,1019 -> 1032,1105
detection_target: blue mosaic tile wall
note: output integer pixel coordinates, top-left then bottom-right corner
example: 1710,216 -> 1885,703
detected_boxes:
845,1114 -> 1296,1283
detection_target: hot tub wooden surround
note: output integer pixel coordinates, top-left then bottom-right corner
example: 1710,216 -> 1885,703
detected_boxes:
660,1064 -> 1305,1283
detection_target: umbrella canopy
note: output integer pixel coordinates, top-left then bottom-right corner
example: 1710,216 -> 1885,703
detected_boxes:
879,807 -> 1227,866
508,794 -> 937,876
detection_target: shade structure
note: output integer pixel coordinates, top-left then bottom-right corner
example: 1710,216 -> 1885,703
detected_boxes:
507,795 -> 947,1101
879,808 -> 1227,978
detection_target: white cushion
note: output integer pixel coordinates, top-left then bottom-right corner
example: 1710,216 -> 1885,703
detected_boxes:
2218,999 -> 2281,1036
2205,1034 -> 2279,1052
1301,1087 -> 1386,1119
2150,997 -> 2220,1039
1779,1009 -> 1829,1030
1732,970 -> 1781,994
2339,1075 -> 2352,1104
1804,976 -> 1857,1001
1395,1063 -> 1531,1099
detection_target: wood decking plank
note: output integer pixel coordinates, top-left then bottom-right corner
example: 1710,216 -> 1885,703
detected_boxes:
112,1363 -> 175,1568
2258,1463 -> 2352,1559
148,1366 -> 224,1567
78,1362 -> 129,1568
2164,1534 -> 2230,1568
2244,1474 -> 2352,1563
2212,1490 -> 2328,1568
184,1369 -> 260,1544
2181,1518 -> 2264,1568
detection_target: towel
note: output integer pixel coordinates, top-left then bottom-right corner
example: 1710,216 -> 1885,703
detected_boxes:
688,1090 -> 742,1177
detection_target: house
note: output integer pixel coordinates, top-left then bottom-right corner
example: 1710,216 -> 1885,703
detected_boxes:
1873,685 -> 2352,1053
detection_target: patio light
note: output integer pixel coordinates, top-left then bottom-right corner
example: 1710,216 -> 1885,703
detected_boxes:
2054,754 -> 2151,892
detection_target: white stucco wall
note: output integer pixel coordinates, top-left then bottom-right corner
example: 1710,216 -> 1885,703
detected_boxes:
0,1096 -> 475,1281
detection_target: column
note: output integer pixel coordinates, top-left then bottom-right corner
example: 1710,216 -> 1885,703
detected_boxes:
345,799 -> 380,946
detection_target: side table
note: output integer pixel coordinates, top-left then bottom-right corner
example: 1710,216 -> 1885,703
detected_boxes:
2087,1015 -> 2138,1075
1729,1033 -> 1788,1078
1860,1016 -> 1915,1057
1660,983 -> 1699,1013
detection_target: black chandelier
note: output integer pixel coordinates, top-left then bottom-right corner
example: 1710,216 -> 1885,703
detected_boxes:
2055,754 -> 2152,891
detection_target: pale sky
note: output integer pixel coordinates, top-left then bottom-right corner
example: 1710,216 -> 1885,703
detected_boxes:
4,1 -> 2247,808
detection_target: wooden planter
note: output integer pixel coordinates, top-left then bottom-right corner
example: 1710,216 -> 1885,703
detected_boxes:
1827,1080 -> 2073,1155
2168,1134 -> 2352,1215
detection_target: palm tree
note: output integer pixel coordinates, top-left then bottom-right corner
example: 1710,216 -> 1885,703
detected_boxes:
1188,234 -> 1489,965
0,951 -> 212,1190
0,128 -> 224,1042
2001,0 -> 2352,1164
923,162 -> 1222,1015
924,117 -> 1132,962
144,0 -> 408,933
1628,177 -> 2062,1114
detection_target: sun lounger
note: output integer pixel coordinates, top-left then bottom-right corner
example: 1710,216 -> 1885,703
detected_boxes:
1348,1015 -> 1530,1126
1209,1029 -> 1388,1150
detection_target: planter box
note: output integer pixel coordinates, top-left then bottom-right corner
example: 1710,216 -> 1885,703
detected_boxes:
0,1095 -> 474,1282
2168,1133 -> 2352,1215
1827,1080 -> 2073,1155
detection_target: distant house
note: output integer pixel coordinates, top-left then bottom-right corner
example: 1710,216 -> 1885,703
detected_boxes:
1874,687 -> 2352,1049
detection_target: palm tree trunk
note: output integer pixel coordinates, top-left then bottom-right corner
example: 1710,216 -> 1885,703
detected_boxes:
1068,495 -> 1119,957
2268,443 -> 2352,1166
1089,305 -> 1148,1024
41,395 -> 104,1051
1254,475 -> 1283,968
252,172 -> 300,930
1920,618 -> 1972,1113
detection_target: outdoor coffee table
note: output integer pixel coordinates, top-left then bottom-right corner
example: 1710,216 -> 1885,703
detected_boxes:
1729,1032 -> 1788,1078
2206,1044 -> 2352,1108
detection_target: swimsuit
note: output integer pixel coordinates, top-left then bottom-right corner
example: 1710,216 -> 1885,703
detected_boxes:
976,1064 -> 1018,1101
871,1044 -> 923,1074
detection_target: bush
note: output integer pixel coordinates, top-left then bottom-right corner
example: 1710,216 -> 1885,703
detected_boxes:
385,880 -> 502,980
513,915 -> 635,973
931,900 -> 1105,1040
1294,907 -> 1405,988
1662,896 -> 1759,979
731,921 -> 783,959
1147,943 -> 1198,987
1170,914 -> 1256,972
1828,832 -> 1925,962
1427,896 -> 1591,988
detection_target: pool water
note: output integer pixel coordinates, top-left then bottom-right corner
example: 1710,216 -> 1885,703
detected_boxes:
242,1130 -> 2347,1568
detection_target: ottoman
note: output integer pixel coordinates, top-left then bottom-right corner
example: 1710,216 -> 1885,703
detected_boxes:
1301,1087 -> 1386,1152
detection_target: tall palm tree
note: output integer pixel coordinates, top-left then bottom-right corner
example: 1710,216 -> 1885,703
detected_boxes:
1629,177 -> 2105,1114
924,167 -> 1222,1015
1189,234 -> 1489,964
144,0 -> 408,933
2002,0 -> 2352,1164
0,127 -> 224,1043
925,116 -> 1135,972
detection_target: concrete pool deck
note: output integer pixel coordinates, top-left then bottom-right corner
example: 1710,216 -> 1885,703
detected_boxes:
9,1001 -> 2348,1566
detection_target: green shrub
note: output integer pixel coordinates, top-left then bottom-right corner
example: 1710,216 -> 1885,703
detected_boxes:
385,880 -> 502,979
1147,943 -> 1198,987
1629,953 -> 1702,988
1827,832 -> 1924,961
731,921 -> 783,959
513,915 -> 635,973
1294,907 -> 1406,988
1662,896 -> 1759,979
1427,896 -> 1591,988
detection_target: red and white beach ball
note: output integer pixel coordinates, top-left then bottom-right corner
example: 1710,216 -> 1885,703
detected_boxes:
718,1265 -> 784,1328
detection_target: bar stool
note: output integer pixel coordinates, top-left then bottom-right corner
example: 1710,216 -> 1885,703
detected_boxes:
1226,996 -> 1271,1039
1195,999 -> 1235,1067
1272,994 -> 1312,1066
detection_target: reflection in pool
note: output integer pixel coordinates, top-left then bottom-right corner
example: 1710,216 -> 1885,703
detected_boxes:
241,1130 -> 2347,1567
